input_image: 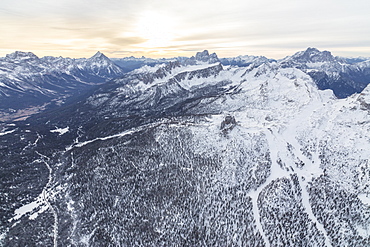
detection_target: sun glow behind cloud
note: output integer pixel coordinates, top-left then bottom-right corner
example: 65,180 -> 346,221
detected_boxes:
1,0 -> 370,58
134,11 -> 176,48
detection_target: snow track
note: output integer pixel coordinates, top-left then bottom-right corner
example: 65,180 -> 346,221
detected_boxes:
66,122 -> 163,151
8,151 -> 59,246
274,99 -> 333,246
245,107 -> 333,247
248,189 -> 270,247
298,176 -> 332,247
36,151 -> 58,247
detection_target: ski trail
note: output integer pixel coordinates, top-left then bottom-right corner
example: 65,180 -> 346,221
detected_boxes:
298,176 -> 332,247
249,189 -> 270,247
280,135 -> 332,246
280,130 -> 332,246
278,101 -> 333,247
247,129 -> 293,247
250,124 -> 333,247
36,152 -> 58,247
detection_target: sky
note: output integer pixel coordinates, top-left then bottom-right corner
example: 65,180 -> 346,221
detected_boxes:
1,0 -> 370,59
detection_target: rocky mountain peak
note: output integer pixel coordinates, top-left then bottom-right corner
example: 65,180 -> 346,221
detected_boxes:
305,47 -> 320,53
195,50 -> 219,63
291,47 -> 336,63
185,50 -> 220,65
5,51 -> 39,61
279,47 -> 341,74
90,51 -> 109,61
276,47 -> 370,98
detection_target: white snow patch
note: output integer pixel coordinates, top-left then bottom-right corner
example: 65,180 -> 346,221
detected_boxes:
80,229 -> 96,246
356,224 -> 370,238
132,64 -> 165,74
358,193 -> 370,206
29,204 -> 49,220
10,195 -> 48,222
0,128 -> 16,136
50,126 -> 69,135
0,231 -> 7,246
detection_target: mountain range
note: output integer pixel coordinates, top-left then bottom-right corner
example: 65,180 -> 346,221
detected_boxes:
0,48 -> 370,246
280,47 -> 370,98
1,48 -> 370,122
0,51 -> 124,121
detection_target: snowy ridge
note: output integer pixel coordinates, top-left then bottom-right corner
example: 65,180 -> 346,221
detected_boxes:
65,121 -> 165,151
220,54 -> 275,67
279,47 -> 370,98
0,51 -> 125,120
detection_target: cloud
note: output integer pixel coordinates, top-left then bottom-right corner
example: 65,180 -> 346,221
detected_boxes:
106,37 -> 148,47
1,0 -> 370,58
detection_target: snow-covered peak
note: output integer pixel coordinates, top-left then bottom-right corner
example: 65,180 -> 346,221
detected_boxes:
111,56 -> 168,63
86,51 -> 113,66
126,61 -> 222,91
70,51 -> 125,76
125,51 -> 223,88
90,51 -> 108,60
41,56 -> 65,63
130,63 -> 167,75
0,50 -> 125,119
281,47 -> 337,66
5,51 -> 39,61
278,47 -> 350,80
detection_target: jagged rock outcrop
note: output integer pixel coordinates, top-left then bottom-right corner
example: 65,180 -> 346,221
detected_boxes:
184,50 -> 220,65
220,115 -> 236,133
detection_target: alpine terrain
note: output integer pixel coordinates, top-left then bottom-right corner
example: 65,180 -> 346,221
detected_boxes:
0,51 -> 124,121
0,49 -> 370,246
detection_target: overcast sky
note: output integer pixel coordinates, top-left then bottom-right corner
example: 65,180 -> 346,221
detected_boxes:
1,0 -> 370,59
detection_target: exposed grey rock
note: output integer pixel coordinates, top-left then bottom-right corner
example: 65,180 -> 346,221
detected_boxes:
220,115 -> 236,133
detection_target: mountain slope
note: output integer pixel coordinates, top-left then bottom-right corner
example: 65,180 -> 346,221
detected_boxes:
280,47 -> 370,98
0,51 -> 124,121
1,51 -> 370,246
111,56 -> 176,72
220,54 -> 275,67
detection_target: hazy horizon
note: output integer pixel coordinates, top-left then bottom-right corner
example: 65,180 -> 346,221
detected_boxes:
1,0 -> 370,59
3,47 -> 370,60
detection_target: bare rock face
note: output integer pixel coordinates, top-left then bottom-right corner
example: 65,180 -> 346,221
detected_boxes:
220,115 -> 236,133
184,50 -> 220,65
